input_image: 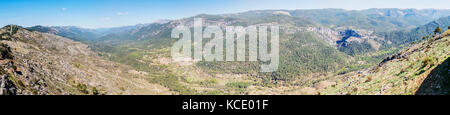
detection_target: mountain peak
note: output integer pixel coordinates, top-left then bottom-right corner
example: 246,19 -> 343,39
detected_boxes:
0,25 -> 28,40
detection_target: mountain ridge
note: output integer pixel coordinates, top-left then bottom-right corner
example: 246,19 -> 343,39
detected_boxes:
2,8 -> 449,95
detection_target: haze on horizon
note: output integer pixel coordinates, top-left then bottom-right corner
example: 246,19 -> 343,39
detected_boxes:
1,0 -> 449,29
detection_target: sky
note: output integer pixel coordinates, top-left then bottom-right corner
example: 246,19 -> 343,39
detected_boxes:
1,0 -> 449,29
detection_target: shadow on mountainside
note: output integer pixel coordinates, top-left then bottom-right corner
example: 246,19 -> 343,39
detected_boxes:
415,57 -> 450,95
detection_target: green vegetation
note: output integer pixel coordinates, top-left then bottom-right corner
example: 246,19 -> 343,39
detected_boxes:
338,41 -> 375,56
434,26 -> 442,35
76,83 -> 88,94
75,83 -> 102,95
200,78 -> 218,86
73,63 -> 83,69
421,56 -> 434,68
94,39 -> 198,94
91,87 -> 99,95
148,74 -> 196,95
197,31 -> 351,84
226,82 -> 252,88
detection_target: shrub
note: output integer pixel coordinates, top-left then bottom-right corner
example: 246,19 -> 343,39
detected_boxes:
92,87 -> 99,95
76,83 -> 88,94
434,26 -> 442,35
364,76 -> 372,83
421,56 -> 433,68
208,78 -> 217,84
73,63 -> 83,68
443,30 -> 450,37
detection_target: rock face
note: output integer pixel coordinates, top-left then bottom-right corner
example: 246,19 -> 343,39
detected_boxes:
0,25 -> 171,95
0,74 -> 17,95
336,29 -> 362,46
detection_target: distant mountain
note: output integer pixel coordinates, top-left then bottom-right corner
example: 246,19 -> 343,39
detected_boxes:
94,23 -> 151,35
290,8 -> 450,31
27,24 -> 150,44
27,25 -> 102,42
383,16 -> 450,45
28,8 -> 450,47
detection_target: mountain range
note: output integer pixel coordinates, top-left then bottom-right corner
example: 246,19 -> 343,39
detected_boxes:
1,8 -> 449,95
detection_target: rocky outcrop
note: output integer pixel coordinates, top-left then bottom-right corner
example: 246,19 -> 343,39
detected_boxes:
336,29 -> 361,46
0,72 -> 17,95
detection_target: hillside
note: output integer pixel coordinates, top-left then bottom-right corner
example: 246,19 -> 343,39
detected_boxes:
3,8 -> 450,95
383,16 -> 450,46
0,25 -> 172,95
88,11 -> 391,81
318,30 -> 450,95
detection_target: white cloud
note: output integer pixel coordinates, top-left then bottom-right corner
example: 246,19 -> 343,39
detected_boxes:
116,12 -> 128,16
62,8 -> 67,11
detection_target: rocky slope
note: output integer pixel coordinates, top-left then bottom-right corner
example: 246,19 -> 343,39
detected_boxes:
0,25 -> 172,95
317,30 -> 450,95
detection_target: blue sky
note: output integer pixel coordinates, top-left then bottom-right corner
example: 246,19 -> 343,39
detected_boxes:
1,0 -> 449,29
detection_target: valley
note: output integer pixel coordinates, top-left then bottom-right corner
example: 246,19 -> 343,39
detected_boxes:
1,8 -> 450,95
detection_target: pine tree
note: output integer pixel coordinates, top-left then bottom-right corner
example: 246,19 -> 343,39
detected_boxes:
434,26 -> 442,35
